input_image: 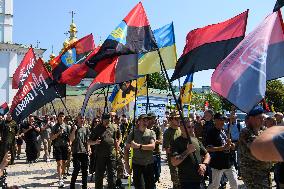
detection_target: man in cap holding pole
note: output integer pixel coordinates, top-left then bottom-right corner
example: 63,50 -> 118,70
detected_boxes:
163,111 -> 181,189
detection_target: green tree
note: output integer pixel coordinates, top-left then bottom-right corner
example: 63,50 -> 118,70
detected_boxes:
147,72 -> 168,90
266,80 -> 284,112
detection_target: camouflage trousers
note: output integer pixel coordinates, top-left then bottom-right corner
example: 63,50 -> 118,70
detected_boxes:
166,154 -> 180,189
241,170 -> 271,189
116,150 -> 124,179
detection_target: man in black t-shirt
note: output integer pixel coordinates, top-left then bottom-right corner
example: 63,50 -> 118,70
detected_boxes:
171,119 -> 210,189
206,113 -> 238,189
22,115 -> 40,163
51,112 -> 71,188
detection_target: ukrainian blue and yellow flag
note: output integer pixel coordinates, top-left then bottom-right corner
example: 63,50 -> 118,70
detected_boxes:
109,77 -> 147,111
180,73 -> 194,104
138,22 -> 177,75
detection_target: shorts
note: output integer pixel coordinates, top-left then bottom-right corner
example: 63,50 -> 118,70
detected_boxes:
16,138 -> 23,145
53,146 -> 68,161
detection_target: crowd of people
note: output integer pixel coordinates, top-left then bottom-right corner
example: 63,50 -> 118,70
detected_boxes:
0,106 -> 283,189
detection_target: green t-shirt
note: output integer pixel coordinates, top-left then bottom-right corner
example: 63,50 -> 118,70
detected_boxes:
126,128 -> 156,166
89,124 -> 118,157
163,127 -> 181,150
71,126 -> 90,154
51,123 -> 71,147
171,136 -> 207,182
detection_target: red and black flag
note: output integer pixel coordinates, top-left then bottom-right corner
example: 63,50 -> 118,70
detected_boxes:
52,34 -> 95,82
274,0 -> 284,12
85,2 -> 157,71
12,48 -> 37,89
171,10 -> 249,81
211,11 -> 284,113
10,58 -> 65,123
0,102 -> 9,116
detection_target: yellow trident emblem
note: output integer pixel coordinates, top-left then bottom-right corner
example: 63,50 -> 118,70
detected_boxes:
111,27 -> 125,40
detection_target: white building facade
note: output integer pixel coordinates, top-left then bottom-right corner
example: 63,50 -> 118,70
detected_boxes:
0,0 -> 45,104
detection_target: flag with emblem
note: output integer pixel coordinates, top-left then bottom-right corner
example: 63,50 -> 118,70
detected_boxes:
180,73 -> 194,104
85,2 -> 157,71
12,48 -> 37,89
109,77 -> 147,111
211,11 -> 284,113
171,10 -> 249,81
52,34 -> 94,81
0,102 -> 9,116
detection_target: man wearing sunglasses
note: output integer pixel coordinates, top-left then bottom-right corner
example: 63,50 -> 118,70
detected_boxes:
171,119 -> 210,189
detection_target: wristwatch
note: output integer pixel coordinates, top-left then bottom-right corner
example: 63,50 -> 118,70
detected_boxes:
139,144 -> 142,149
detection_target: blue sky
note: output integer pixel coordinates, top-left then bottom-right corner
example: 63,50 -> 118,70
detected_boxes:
13,0 -> 277,87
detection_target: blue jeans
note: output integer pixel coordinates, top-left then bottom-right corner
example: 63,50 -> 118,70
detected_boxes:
180,181 -> 204,189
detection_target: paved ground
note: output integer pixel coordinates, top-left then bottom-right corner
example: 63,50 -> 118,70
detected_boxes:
5,149 -> 247,188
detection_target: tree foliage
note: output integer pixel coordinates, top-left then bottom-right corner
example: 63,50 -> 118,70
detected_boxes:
191,92 -> 223,112
266,80 -> 284,112
147,72 -> 168,90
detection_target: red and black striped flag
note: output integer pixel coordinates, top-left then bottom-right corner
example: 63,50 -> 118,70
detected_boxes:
12,48 -> 37,89
10,58 -> 65,123
85,2 -> 157,72
171,10 -> 249,81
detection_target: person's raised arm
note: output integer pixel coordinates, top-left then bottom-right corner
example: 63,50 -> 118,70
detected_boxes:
250,126 -> 284,162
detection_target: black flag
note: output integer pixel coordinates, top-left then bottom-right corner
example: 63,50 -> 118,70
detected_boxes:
10,58 -> 64,123
274,0 -> 284,12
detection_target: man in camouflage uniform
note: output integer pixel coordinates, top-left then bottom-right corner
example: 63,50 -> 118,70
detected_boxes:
239,106 -> 272,189
110,112 -> 124,189
4,113 -> 17,165
163,111 -> 181,189
88,113 -> 119,189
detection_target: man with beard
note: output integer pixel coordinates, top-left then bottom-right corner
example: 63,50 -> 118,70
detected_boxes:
22,115 -> 40,164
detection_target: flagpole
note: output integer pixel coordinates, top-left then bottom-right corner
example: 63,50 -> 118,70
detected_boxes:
146,75 -> 150,114
128,79 -> 138,189
157,51 -> 190,141
53,85 -> 74,123
50,101 -> 57,115
103,86 -> 110,114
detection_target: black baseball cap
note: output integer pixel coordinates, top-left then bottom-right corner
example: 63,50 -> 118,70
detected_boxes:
102,114 -> 110,120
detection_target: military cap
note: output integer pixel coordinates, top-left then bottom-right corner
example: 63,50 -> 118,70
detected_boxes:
248,106 -> 264,117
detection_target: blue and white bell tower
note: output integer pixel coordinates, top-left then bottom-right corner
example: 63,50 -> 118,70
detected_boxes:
0,0 -> 45,105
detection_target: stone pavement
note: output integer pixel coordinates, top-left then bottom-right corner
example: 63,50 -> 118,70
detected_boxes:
6,150 -> 246,188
